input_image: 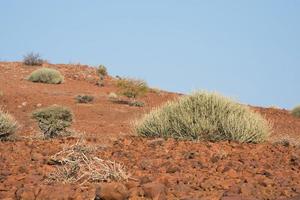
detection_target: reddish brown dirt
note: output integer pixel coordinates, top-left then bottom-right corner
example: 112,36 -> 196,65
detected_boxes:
0,62 -> 300,200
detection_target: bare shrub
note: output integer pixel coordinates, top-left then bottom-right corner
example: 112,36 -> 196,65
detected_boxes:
23,52 -> 43,66
47,140 -> 129,184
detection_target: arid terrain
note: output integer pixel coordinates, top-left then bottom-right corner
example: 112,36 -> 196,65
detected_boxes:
0,62 -> 300,200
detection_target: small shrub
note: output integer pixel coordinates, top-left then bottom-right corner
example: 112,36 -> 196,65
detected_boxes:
27,68 -> 64,84
291,105 -> 300,118
23,52 -> 43,66
108,92 -> 118,101
129,101 -> 145,107
96,65 -> 108,76
0,109 -> 18,140
136,92 -> 270,143
116,78 -> 148,98
75,95 -> 94,103
32,105 -> 73,138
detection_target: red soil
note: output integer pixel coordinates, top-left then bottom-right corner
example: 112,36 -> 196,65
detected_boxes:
0,62 -> 299,200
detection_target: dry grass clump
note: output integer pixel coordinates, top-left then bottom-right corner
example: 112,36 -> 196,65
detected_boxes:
291,105 -> 300,118
136,92 -> 270,143
32,105 -> 73,138
47,140 -> 129,184
0,109 -> 18,141
75,95 -> 94,103
97,65 -> 108,76
27,68 -> 64,84
116,78 -> 148,98
23,52 -> 44,66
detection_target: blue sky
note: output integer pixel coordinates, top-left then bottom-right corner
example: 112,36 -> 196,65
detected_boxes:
0,1 -> 299,109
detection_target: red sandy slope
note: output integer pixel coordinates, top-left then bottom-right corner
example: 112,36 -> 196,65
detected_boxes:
0,62 -> 299,200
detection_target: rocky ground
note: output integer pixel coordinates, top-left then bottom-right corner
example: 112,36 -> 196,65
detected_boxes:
0,62 -> 299,200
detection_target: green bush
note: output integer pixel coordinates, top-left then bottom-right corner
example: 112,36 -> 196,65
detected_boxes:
75,95 -> 94,103
27,68 -> 64,84
23,52 -> 43,66
116,78 -> 148,98
136,92 -> 270,143
97,65 -> 108,76
0,109 -> 18,140
32,105 -> 73,138
291,105 -> 300,118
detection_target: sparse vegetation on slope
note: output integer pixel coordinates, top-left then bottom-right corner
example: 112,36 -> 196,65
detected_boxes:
23,52 -> 44,66
32,105 -> 73,138
117,78 -> 148,98
291,105 -> 300,118
27,68 -> 64,84
75,95 -> 94,103
0,109 -> 17,140
136,92 -> 270,143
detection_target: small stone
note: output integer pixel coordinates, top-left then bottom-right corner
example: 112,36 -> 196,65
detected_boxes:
142,182 -> 167,200
95,182 -> 129,200
36,103 -> 42,107
166,165 -> 180,173
22,102 -> 27,106
147,138 -> 165,147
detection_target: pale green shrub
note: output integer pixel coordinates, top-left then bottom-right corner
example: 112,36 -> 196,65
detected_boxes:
27,68 -> 64,84
32,105 -> 73,138
117,78 -> 148,98
136,92 -> 270,143
0,109 -> 18,140
291,105 -> 300,118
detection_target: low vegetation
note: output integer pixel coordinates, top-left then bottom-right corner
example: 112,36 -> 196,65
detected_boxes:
136,92 -> 270,143
0,109 -> 18,140
32,105 -> 73,138
96,65 -> 107,87
116,78 -> 148,98
75,95 -> 94,103
47,139 -> 129,183
23,52 -> 44,66
27,68 -> 64,84
291,105 -> 300,118
128,101 -> 145,107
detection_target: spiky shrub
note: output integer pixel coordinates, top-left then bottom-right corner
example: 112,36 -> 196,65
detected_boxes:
97,65 -> 108,76
27,68 -> 64,84
291,105 -> 300,118
136,92 -> 270,143
75,95 -> 94,103
0,109 -> 17,140
32,105 -> 73,138
23,52 -> 43,66
116,78 -> 148,98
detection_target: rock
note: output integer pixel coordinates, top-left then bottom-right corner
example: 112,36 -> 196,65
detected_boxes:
36,103 -> 42,107
142,182 -> 167,200
139,176 -> 151,185
22,102 -> 27,106
95,182 -> 129,200
166,165 -> 180,173
147,138 -> 165,147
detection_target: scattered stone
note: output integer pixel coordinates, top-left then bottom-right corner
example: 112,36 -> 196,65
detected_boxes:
142,182 -> 167,200
22,102 -> 27,106
95,182 -> 129,200
166,165 -> 180,173
147,138 -> 165,147
36,103 -> 42,107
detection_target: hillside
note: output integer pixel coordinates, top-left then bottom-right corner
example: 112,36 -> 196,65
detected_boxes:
0,62 -> 300,200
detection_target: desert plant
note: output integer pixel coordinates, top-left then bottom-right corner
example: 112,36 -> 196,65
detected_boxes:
97,65 -> 108,76
291,105 -> 300,118
108,92 -> 118,101
129,101 -> 145,107
23,52 -> 44,66
47,139 -> 129,183
27,68 -> 64,84
75,95 -> 94,103
116,78 -> 148,98
0,109 -> 18,140
32,105 -> 73,138
136,92 -> 270,143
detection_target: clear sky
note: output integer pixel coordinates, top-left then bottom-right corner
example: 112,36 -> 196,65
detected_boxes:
0,1 -> 299,109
